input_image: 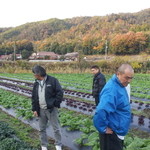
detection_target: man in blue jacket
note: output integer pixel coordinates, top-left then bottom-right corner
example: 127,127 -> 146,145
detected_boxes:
31,65 -> 63,150
93,64 -> 134,150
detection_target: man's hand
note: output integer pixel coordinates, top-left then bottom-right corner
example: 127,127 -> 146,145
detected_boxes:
105,127 -> 113,134
33,111 -> 38,117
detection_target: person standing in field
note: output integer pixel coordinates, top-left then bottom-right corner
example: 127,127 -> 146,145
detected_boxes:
91,65 -> 106,106
93,64 -> 134,150
31,65 -> 63,150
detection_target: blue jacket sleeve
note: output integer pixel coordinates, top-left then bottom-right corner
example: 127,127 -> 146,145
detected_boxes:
93,88 -> 116,133
93,109 -> 108,133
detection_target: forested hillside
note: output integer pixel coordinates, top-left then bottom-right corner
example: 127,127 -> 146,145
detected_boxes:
0,8 -> 150,57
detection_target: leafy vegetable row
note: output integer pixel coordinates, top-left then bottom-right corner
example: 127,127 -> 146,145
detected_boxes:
0,89 -> 149,150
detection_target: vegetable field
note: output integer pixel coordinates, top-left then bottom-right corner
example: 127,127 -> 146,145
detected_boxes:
0,73 -> 150,150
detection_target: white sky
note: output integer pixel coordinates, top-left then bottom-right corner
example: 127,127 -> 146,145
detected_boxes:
0,0 -> 149,27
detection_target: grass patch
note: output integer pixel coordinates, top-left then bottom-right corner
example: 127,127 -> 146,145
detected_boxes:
0,109 -> 40,149
0,109 -> 71,150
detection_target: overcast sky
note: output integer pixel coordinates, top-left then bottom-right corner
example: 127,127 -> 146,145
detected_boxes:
0,0 -> 149,27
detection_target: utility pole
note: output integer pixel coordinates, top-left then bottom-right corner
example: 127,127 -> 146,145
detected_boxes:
105,40 -> 108,60
13,41 -> 16,61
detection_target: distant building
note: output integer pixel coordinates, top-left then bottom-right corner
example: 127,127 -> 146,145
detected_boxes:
64,52 -> 78,61
0,55 -> 9,60
29,51 -> 58,60
0,54 -> 22,61
16,54 -> 22,59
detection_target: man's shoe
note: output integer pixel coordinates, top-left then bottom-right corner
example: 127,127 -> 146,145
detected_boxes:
41,146 -> 47,150
55,145 -> 62,150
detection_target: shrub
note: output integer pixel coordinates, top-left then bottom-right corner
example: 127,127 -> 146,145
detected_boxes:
0,121 -> 36,150
0,121 -> 15,140
131,62 -> 142,73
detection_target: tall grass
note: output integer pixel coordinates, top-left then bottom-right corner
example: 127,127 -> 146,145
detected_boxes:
0,55 -> 150,74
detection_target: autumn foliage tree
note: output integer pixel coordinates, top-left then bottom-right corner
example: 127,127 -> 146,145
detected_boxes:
0,40 -> 33,59
0,9 -> 150,57
110,31 -> 147,55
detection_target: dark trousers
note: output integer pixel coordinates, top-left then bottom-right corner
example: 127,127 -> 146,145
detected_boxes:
99,133 -> 124,150
94,96 -> 99,106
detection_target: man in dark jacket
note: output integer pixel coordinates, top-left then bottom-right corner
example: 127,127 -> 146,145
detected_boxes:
91,65 -> 106,106
31,65 -> 63,150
